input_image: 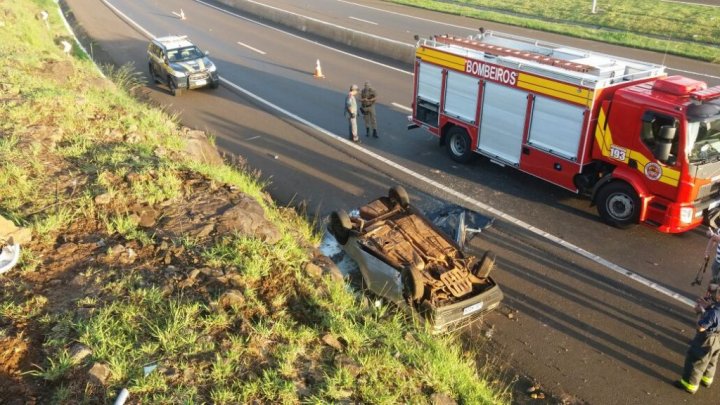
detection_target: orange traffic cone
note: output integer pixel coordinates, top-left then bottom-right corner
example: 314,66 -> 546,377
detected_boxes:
313,59 -> 325,78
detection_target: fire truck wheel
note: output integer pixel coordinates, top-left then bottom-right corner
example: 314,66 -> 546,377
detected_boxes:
446,127 -> 475,163
596,182 -> 640,228
329,210 -> 352,245
389,185 -> 410,208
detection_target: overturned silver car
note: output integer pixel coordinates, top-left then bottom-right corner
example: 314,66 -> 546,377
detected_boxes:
328,186 -> 503,333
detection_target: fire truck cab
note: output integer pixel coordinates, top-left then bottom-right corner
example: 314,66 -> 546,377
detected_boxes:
409,31 -> 720,233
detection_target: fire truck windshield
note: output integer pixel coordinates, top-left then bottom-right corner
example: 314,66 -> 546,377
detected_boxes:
688,116 -> 720,163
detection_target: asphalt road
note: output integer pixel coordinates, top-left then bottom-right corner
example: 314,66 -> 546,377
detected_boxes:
252,0 -> 720,84
64,0 -> 719,403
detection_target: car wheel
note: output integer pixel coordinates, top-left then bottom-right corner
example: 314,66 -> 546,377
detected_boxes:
403,266 -> 425,301
473,250 -> 496,279
329,210 -> 352,245
148,64 -> 159,84
445,126 -> 475,163
168,76 -> 181,96
596,182 -> 640,228
210,80 -> 219,89
389,185 -> 410,208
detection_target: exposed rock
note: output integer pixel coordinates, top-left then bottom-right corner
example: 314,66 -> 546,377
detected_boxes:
56,242 -> 78,256
431,393 -> 457,405
88,362 -> 111,385
21,125 -> 63,151
218,290 -> 245,309
69,343 -> 92,364
308,255 -> 344,283
124,132 -> 143,144
137,207 -> 160,228
0,215 -> 32,245
70,274 -> 86,287
335,354 -> 362,377
321,334 -> 343,351
304,262 -> 323,278
215,198 -> 281,243
94,193 -> 112,205
195,223 -> 215,239
181,128 -> 223,166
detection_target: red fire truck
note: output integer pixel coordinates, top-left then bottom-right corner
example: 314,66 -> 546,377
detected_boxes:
409,31 -> 720,233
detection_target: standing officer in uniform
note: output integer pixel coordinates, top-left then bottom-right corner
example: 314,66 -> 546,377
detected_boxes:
360,81 -> 378,138
677,285 -> 720,394
705,227 -> 720,284
345,84 -> 359,142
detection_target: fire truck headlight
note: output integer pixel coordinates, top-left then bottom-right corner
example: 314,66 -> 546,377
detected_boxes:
680,207 -> 694,224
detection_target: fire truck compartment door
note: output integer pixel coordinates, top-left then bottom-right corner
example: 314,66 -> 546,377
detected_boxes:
417,62 -> 443,103
444,71 -> 479,123
527,95 -> 585,160
478,82 -> 526,164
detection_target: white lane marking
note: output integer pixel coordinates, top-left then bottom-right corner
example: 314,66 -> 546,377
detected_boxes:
237,41 -> 267,55
391,102 -> 412,112
666,67 -> 720,80
195,0 -> 411,76
661,0 -> 720,7
349,16 -> 378,25
100,0 -> 156,38
246,135 -> 261,141
338,0 -> 473,34
337,0 -> 720,81
104,0 -> 696,308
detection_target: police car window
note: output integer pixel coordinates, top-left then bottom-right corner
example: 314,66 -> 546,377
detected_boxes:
173,47 -> 203,62
166,50 -> 179,62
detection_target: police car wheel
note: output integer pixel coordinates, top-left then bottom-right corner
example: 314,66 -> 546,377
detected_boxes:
168,77 -> 181,96
148,64 -> 159,84
597,182 -> 639,228
446,127 -> 474,163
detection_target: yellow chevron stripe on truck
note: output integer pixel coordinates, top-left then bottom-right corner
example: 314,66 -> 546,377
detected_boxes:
416,47 -> 468,72
516,73 -> 594,107
416,48 -> 593,106
595,108 -> 680,187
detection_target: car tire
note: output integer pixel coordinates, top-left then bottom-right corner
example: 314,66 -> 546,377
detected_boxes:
168,76 -> 181,96
596,182 -> 640,229
403,266 -> 425,301
473,250 -> 496,279
329,210 -> 352,245
389,185 -> 410,208
445,126 -> 475,163
148,64 -> 159,84
210,80 -> 219,89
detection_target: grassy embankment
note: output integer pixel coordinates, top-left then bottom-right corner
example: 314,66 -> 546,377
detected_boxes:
388,0 -> 720,63
0,0 -> 507,403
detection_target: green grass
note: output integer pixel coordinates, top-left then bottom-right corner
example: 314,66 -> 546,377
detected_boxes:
388,0 -> 720,62
0,0 -> 510,403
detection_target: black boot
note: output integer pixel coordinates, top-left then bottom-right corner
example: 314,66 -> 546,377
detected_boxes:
372,129 -> 378,138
